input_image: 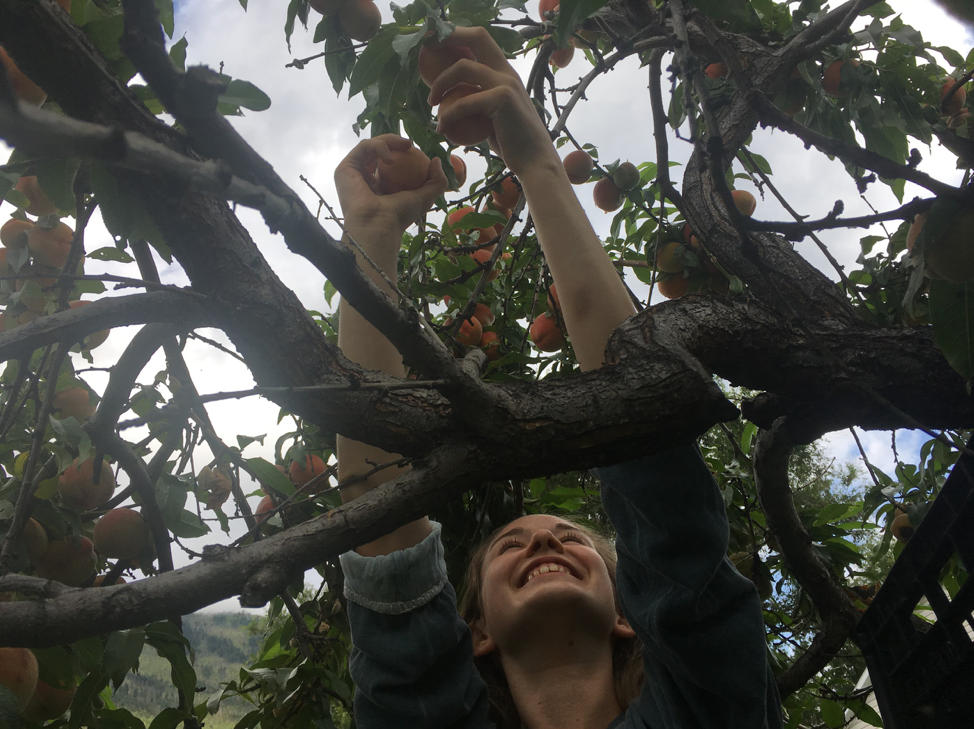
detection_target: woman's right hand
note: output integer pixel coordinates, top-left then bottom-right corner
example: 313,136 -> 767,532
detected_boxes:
426,27 -> 561,178
334,134 -> 448,242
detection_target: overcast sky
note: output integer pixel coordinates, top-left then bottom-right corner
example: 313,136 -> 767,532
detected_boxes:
2,0 -> 971,611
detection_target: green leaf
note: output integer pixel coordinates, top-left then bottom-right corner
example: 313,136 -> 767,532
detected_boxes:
36,158 -> 80,214
247,456 -> 296,496
155,0 -> 175,38
167,509 -> 210,538
819,698 -> 846,728
849,699 -> 884,727
103,628 -> 145,689
324,35 -> 356,95
392,28 -> 426,63
690,0 -> 761,32
169,36 -> 188,72
284,0 -> 309,51
348,27 -> 399,98
69,670 -> 109,729
553,0 -> 608,47
220,79 -> 271,112
148,707 -> 185,729
929,278 -> 974,379
146,621 -> 197,701
88,246 -> 135,263
84,16 -> 125,60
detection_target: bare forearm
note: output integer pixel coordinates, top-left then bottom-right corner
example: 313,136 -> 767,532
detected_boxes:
518,156 -> 636,372
336,228 -> 432,556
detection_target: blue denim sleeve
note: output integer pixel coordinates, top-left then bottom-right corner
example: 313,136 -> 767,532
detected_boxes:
339,522 -> 493,729
594,444 -> 783,729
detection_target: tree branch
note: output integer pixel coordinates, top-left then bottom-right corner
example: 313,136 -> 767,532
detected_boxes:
754,418 -> 862,697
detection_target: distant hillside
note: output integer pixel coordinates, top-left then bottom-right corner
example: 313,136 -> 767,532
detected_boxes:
112,612 -> 261,727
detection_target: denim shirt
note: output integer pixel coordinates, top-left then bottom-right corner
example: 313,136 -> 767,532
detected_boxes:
340,444 -> 784,729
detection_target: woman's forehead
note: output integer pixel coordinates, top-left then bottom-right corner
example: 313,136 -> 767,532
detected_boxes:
504,514 -> 579,532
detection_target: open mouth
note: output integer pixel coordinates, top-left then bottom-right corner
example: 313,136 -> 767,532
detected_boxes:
521,562 -> 576,587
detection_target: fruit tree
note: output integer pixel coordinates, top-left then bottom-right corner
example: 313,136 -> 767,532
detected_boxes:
0,0 -> 973,727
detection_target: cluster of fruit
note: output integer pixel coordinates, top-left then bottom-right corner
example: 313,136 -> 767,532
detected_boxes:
254,454 -> 330,526
562,149 -> 641,214
0,176 -> 108,348
536,0 -> 605,70
0,645 -> 76,724
308,0 -> 382,42
650,190 -> 756,300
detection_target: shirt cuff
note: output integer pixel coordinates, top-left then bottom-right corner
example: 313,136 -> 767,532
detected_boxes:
339,521 -> 449,615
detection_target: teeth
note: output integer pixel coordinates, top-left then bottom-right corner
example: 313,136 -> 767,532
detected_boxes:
525,563 -> 570,584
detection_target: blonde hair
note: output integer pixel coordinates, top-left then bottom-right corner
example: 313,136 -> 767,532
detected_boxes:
458,518 -> 644,728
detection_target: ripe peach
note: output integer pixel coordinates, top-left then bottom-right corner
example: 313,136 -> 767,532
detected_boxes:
1,218 -> 32,248
705,62 -> 728,79
448,206 -> 496,244
538,0 -> 559,19
563,150 -> 593,184
289,454 -> 327,489
21,677 -> 77,722
338,0 -> 381,41
309,0 -> 348,14
14,176 -> 58,217
376,146 -> 430,195
35,536 -> 96,586
948,108 -> 971,131
93,574 -> 127,586
612,162 -> 640,191
19,517 -> 48,564
731,189 -> 756,217
438,83 -> 493,146
53,387 -> 96,421
444,314 -> 483,346
469,248 -> 499,281
68,300 -> 110,349
823,59 -> 859,97
93,508 -> 150,559
492,177 -> 521,209
418,44 -> 476,87
593,177 -> 623,212
255,494 -> 275,524
941,77 -> 967,116
0,49 -> 46,106
655,240 -> 685,274
657,274 -> 690,299
890,511 -> 914,543
480,330 -> 501,361
450,154 -> 467,188
0,647 -> 38,712
58,457 -> 116,512
530,313 -> 564,352
549,45 -> 574,68
28,221 -> 73,268
473,302 -> 495,327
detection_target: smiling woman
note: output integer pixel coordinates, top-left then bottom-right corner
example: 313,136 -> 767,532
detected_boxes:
332,24 -> 782,729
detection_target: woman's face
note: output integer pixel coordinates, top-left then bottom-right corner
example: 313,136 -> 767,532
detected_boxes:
471,514 -> 634,657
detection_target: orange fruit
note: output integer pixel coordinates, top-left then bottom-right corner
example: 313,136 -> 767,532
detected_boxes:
376,146 -> 430,195
14,176 -> 58,216
563,150 -> 593,184
530,313 -> 565,352
0,49 -> 46,106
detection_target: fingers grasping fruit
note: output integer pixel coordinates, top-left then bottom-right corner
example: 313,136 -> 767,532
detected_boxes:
376,145 -> 431,195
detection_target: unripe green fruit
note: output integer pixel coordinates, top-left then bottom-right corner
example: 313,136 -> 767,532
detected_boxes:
611,162 -> 640,191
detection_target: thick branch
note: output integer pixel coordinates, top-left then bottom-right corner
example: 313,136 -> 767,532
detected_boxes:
754,97 -> 963,200
753,419 -> 862,697
0,291 -> 213,362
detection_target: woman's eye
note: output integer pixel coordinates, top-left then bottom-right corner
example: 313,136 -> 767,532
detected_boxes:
499,540 -> 522,552
562,534 -> 584,544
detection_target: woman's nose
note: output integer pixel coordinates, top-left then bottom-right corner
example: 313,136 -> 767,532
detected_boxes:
527,529 -> 564,554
